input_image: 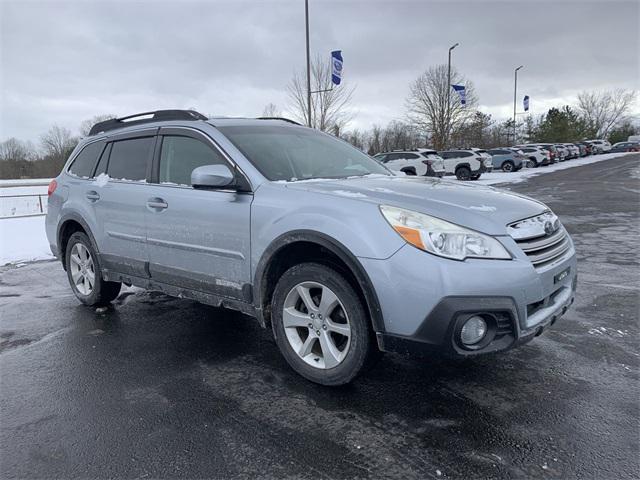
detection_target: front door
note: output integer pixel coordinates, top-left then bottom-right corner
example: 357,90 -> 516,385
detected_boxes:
144,128 -> 252,300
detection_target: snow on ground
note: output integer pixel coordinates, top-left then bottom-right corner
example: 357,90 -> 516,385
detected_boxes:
0,215 -> 53,265
0,152 -> 635,266
474,152 -> 635,186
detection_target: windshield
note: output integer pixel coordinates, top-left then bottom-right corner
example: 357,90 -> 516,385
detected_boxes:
218,125 -> 391,181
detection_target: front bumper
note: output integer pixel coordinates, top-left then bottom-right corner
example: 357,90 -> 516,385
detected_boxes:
360,238 -> 577,358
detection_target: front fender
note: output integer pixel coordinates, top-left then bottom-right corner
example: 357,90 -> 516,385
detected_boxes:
251,184 -> 405,263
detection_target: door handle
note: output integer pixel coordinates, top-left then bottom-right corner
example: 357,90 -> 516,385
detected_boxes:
147,198 -> 168,210
86,191 -> 100,202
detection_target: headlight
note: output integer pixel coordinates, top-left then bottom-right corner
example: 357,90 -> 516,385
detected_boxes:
379,205 -> 511,260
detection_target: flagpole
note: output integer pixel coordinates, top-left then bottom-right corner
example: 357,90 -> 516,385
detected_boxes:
446,43 -> 459,149
513,65 -> 523,143
305,0 -> 312,127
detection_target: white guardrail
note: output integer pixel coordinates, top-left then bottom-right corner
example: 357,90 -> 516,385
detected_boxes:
0,179 -> 51,219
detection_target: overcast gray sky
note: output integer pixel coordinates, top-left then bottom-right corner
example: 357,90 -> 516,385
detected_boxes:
1,0 -> 638,141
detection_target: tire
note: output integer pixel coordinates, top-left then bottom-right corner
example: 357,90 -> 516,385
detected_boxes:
502,161 -> 515,172
271,262 -> 376,386
528,157 -> 539,168
401,168 -> 417,176
455,166 -> 471,181
65,232 -> 121,306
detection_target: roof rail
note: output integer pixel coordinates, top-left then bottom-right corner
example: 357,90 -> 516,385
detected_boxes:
256,117 -> 302,126
88,110 -> 208,136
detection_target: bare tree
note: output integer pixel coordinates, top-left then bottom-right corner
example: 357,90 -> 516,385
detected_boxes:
287,54 -> 355,133
261,103 -> 281,117
79,114 -> 116,137
406,64 -> 478,150
0,138 -> 35,162
576,89 -> 636,138
40,125 -> 77,172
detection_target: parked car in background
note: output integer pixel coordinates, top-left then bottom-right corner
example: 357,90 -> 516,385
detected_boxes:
438,150 -> 487,180
525,144 -> 559,163
628,135 -> 640,143
554,145 -> 569,161
45,109 -> 578,385
487,148 -> 526,172
513,146 -> 551,167
577,142 -> 595,156
373,149 -> 446,177
469,148 -> 494,172
609,141 -> 640,153
585,139 -> 612,154
573,143 -> 588,157
562,143 -> 580,159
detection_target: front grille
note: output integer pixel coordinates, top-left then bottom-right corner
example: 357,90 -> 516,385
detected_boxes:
515,227 -> 571,268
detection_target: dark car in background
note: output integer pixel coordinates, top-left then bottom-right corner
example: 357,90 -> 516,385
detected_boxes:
609,141 -> 640,153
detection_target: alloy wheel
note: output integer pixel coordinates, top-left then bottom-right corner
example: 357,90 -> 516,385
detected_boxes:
282,281 -> 351,369
69,243 -> 95,296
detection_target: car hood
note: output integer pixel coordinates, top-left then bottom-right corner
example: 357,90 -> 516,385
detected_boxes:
282,175 -> 547,235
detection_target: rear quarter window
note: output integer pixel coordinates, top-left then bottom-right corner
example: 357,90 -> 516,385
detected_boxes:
68,141 -> 104,178
107,137 -> 154,181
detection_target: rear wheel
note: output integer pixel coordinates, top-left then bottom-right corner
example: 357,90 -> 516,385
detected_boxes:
455,166 -> 471,181
271,263 -> 376,385
65,232 -> 121,306
401,168 -> 417,176
502,161 -> 515,172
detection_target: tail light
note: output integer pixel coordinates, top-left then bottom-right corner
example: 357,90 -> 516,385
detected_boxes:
48,179 -> 57,196
422,160 -> 433,166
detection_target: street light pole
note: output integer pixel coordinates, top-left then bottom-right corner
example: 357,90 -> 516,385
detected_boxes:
446,43 -> 459,148
305,0 -> 312,127
513,65 -> 523,143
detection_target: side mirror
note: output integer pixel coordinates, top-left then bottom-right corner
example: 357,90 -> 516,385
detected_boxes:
191,164 -> 235,189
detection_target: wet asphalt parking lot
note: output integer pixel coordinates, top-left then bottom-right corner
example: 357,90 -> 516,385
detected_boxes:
1,154 -> 639,479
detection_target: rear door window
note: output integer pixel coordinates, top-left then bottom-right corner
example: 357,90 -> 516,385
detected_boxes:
395,153 -> 419,160
107,137 -> 153,181
68,141 -> 104,178
159,135 -> 227,186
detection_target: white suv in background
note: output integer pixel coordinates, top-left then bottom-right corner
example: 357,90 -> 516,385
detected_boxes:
438,150 -> 487,180
373,149 -> 446,177
586,139 -> 612,154
513,146 -> 551,167
469,148 -> 494,172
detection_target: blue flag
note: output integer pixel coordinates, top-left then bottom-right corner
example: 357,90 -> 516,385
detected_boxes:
331,50 -> 343,86
523,95 -> 530,112
451,84 -> 466,106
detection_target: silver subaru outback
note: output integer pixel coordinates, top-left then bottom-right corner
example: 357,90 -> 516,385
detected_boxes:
45,110 -> 577,385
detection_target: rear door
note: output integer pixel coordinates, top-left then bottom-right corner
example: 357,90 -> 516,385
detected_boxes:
92,131 -> 156,278
144,127 -> 253,300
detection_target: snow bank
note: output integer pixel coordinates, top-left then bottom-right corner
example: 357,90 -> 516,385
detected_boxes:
0,216 -> 53,265
474,152 -> 634,186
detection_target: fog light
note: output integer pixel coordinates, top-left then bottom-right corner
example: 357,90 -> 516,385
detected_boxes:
460,316 -> 487,345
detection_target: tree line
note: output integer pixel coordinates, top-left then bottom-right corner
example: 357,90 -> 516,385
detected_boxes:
1,59 -> 637,179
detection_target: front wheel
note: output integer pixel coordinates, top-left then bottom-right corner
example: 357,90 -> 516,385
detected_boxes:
65,232 -> 121,306
271,263 -> 376,385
